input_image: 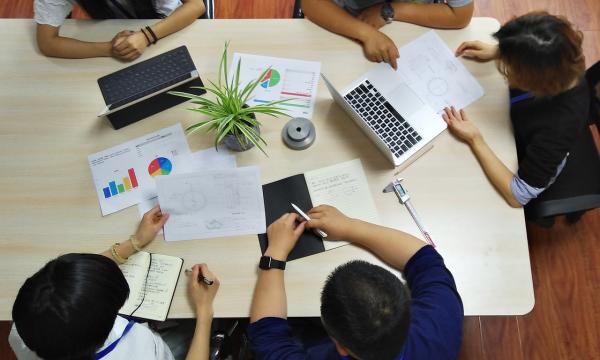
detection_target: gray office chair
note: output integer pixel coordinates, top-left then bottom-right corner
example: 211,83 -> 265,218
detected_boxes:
524,62 -> 600,226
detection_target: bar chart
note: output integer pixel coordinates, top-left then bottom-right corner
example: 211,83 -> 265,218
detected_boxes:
102,168 -> 139,199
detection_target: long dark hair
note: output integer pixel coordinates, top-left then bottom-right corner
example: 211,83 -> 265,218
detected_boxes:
75,0 -> 162,19
12,253 -> 130,360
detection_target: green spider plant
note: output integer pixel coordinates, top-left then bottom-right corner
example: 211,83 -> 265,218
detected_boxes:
169,42 -> 291,155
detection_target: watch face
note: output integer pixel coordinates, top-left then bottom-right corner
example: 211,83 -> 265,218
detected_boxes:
381,3 -> 394,21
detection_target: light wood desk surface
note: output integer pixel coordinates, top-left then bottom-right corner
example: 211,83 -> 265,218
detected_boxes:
0,18 -> 533,319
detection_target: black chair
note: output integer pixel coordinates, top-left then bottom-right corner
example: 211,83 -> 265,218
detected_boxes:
201,0 -> 215,19
293,0 -> 305,18
524,62 -> 600,225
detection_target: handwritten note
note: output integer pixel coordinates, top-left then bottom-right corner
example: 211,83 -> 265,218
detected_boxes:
304,159 -> 380,250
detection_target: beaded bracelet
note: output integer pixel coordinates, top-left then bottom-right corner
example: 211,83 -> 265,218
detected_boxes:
130,234 -> 143,252
111,243 -> 127,264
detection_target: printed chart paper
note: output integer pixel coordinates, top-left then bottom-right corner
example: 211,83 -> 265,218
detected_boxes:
304,159 -> 380,250
88,124 -> 191,216
137,146 -> 237,219
395,30 -> 485,113
156,167 -> 266,241
231,53 -> 321,119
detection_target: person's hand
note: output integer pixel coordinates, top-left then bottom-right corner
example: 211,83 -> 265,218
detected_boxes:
455,40 -> 498,62
188,263 -> 220,319
306,205 -> 354,240
112,31 -> 148,61
362,30 -> 399,70
442,107 -> 482,145
357,4 -> 387,29
134,206 -> 169,247
265,213 -> 306,260
111,30 -> 134,47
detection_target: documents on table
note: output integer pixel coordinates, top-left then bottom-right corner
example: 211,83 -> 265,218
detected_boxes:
156,167 -> 266,241
230,53 -> 321,119
393,30 -> 484,114
137,146 -> 237,219
88,124 -> 191,216
304,159 -> 381,250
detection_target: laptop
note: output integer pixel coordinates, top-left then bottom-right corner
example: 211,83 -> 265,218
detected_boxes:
322,65 -> 446,167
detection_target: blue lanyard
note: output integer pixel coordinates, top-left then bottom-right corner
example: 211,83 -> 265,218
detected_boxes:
510,92 -> 534,105
95,320 -> 135,360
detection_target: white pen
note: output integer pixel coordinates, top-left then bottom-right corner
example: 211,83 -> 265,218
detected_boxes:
290,203 -> 328,238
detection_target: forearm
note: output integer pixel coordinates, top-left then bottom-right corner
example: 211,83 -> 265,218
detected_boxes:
185,315 -> 213,360
37,35 -> 111,58
391,2 -> 473,29
149,0 -> 205,40
302,0 -> 375,42
470,136 -> 522,207
250,266 -> 287,322
345,219 -> 426,270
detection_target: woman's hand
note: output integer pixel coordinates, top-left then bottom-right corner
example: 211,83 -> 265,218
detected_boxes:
442,107 -> 482,146
134,206 -> 169,248
112,31 -> 148,61
188,263 -> 220,319
455,40 -> 498,61
306,205 -> 354,240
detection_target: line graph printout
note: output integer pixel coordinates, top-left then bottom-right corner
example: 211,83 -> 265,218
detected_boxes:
231,53 -> 321,119
395,30 -> 485,113
156,166 -> 266,241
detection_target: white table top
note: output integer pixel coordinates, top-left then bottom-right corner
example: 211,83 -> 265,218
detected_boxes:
0,18 -> 533,319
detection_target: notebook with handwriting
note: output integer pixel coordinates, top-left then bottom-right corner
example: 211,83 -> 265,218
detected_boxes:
258,159 -> 380,260
118,251 -> 183,321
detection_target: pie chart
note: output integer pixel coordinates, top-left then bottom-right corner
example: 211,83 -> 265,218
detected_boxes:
148,157 -> 172,177
260,68 -> 280,89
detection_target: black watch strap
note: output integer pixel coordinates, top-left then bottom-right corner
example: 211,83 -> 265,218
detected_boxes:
259,256 -> 286,270
381,2 -> 395,23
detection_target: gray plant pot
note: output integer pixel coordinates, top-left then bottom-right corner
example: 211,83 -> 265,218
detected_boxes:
221,111 -> 259,152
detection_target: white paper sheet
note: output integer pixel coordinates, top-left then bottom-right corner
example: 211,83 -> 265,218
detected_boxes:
137,147 -> 237,220
231,53 -> 321,119
394,30 -> 485,114
304,159 -> 380,250
88,124 -> 191,216
156,167 -> 266,241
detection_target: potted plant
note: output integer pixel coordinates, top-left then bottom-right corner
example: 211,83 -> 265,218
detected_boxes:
169,43 -> 290,155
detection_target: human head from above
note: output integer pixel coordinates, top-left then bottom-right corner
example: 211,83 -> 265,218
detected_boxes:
320,260 -> 411,360
494,11 -> 585,97
12,253 -> 129,360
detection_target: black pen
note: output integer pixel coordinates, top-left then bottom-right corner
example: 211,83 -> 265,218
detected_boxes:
184,268 -> 214,285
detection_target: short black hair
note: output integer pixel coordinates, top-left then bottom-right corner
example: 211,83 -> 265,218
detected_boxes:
321,260 -> 411,360
12,253 -> 129,360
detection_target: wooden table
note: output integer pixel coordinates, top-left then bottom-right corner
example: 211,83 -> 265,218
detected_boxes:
0,18 -> 533,318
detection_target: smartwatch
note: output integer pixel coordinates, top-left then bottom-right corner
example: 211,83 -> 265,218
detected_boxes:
381,2 -> 395,24
259,256 -> 286,270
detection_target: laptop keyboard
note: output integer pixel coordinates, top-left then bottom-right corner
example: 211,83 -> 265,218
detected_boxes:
98,46 -> 196,109
343,80 -> 422,158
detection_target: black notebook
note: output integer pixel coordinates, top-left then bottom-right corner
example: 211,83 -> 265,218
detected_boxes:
258,159 -> 380,261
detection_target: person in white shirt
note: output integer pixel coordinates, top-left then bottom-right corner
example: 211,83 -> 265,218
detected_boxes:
34,0 -> 205,61
9,206 -> 219,360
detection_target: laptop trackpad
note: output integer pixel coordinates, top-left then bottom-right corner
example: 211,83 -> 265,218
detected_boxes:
387,83 -> 424,118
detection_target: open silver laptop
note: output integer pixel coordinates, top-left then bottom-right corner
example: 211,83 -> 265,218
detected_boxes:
322,65 -> 446,167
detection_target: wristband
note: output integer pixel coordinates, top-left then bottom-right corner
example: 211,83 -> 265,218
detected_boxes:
145,26 -> 159,44
111,243 -> 127,264
140,28 -> 152,46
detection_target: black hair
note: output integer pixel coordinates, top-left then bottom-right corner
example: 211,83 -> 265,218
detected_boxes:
75,0 -> 162,19
12,253 -> 129,360
493,12 -> 585,96
321,260 -> 411,360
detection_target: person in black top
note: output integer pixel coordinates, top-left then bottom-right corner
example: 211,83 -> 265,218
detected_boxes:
441,12 -> 589,208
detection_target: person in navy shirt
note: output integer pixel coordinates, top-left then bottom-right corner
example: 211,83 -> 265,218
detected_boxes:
248,205 -> 464,360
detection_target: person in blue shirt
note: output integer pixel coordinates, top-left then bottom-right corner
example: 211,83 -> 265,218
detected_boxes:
248,205 -> 464,360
